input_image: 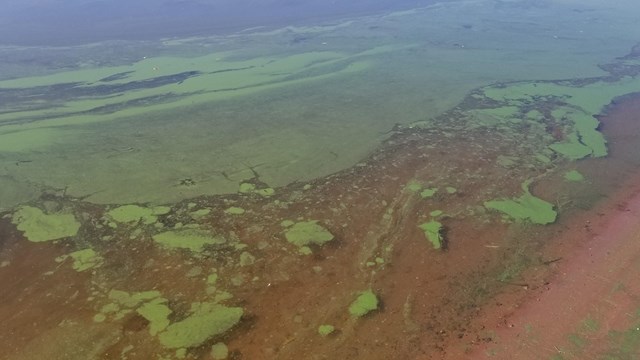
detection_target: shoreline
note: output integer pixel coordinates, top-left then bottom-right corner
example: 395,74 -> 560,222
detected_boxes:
442,95 -> 640,359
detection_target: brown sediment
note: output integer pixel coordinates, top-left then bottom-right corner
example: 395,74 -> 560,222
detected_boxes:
0,121 -> 545,359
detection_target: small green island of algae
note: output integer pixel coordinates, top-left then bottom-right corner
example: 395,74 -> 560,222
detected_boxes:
157,302 -> 243,349
418,221 -> 444,249
348,290 -> 379,317
484,180 -> 557,224
284,220 -> 334,247
11,205 -> 81,242
107,204 -> 170,225
152,227 -> 226,252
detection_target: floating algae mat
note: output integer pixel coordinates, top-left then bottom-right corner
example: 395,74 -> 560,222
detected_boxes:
484,181 -> 557,225
3,0 -> 640,359
11,206 -> 81,242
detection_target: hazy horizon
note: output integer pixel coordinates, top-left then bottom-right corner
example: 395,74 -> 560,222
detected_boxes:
0,0 -> 435,46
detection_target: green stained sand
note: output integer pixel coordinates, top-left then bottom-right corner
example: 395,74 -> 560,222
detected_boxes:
349,290 -> 379,317
418,221 -> 443,249
224,207 -> 245,215
152,228 -> 226,252
446,187 -> 457,194
107,204 -> 158,224
484,181 -> 557,225
69,248 -> 103,272
565,170 -> 585,182
157,303 -> 243,349
420,188 -> 438,198
318,325 -> 335,336
137,299 -> 173,336
11,206 -> 80,242
211,343 -> 229,360
284,221 -> 334,247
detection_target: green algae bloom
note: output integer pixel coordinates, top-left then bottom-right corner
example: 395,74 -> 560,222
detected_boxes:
190,208 -> 211,219
419,221 -> 443,249
238,183 -> 256,193
484,181 -> 556,225
565,170 -> 585,182
69,248 -> 103,272
348,290 -> 379,317
429,210 -> 443,217
224,207 -> 245,215
107,204 -> 162,225
446,187 -> 457,194
211,342 -> 229,359
318,324 -> 335,336
137,299 -> 172,336
255,188 -> 275,197
152,228 -> 226,252
158,303 -> 243,349
420,188 -> 438,198
284,221 -> 334,247
405,181 -> 423,193
11,206 -> 80,242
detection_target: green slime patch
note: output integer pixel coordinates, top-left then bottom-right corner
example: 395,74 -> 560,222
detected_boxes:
69,248 -> 103,272
565,170 -> 585,182
484,180 -> 556,225
348,290 -> 379,317
107,204 -> 168,225
157,302 -> 243,349
11,206 -> 80,242
152,228 -> 226,252
284,221 -> 334,247
418,221 -> 444,249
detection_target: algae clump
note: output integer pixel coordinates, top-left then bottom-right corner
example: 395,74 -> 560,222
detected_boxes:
211,342 -> 229,359
484,180 -> 556,225
152,228 -> 225,252
224,207 -> 245,215
420,188 -> 438,198
11,206 -> 80,242
419,221 -> 443,249
284,221 -> 334,247
69,248 -> 103,272
348,290 -> 379,317
137,299 -> 173,335
565,170 -> 585,182
318,324 -> 335,336
107,204 -> 162,225
158,303 -> 243,349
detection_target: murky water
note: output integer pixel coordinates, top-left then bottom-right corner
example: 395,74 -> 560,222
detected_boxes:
2,0 -> 640,359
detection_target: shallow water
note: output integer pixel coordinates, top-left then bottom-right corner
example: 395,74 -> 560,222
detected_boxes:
2,0 -> 640,359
